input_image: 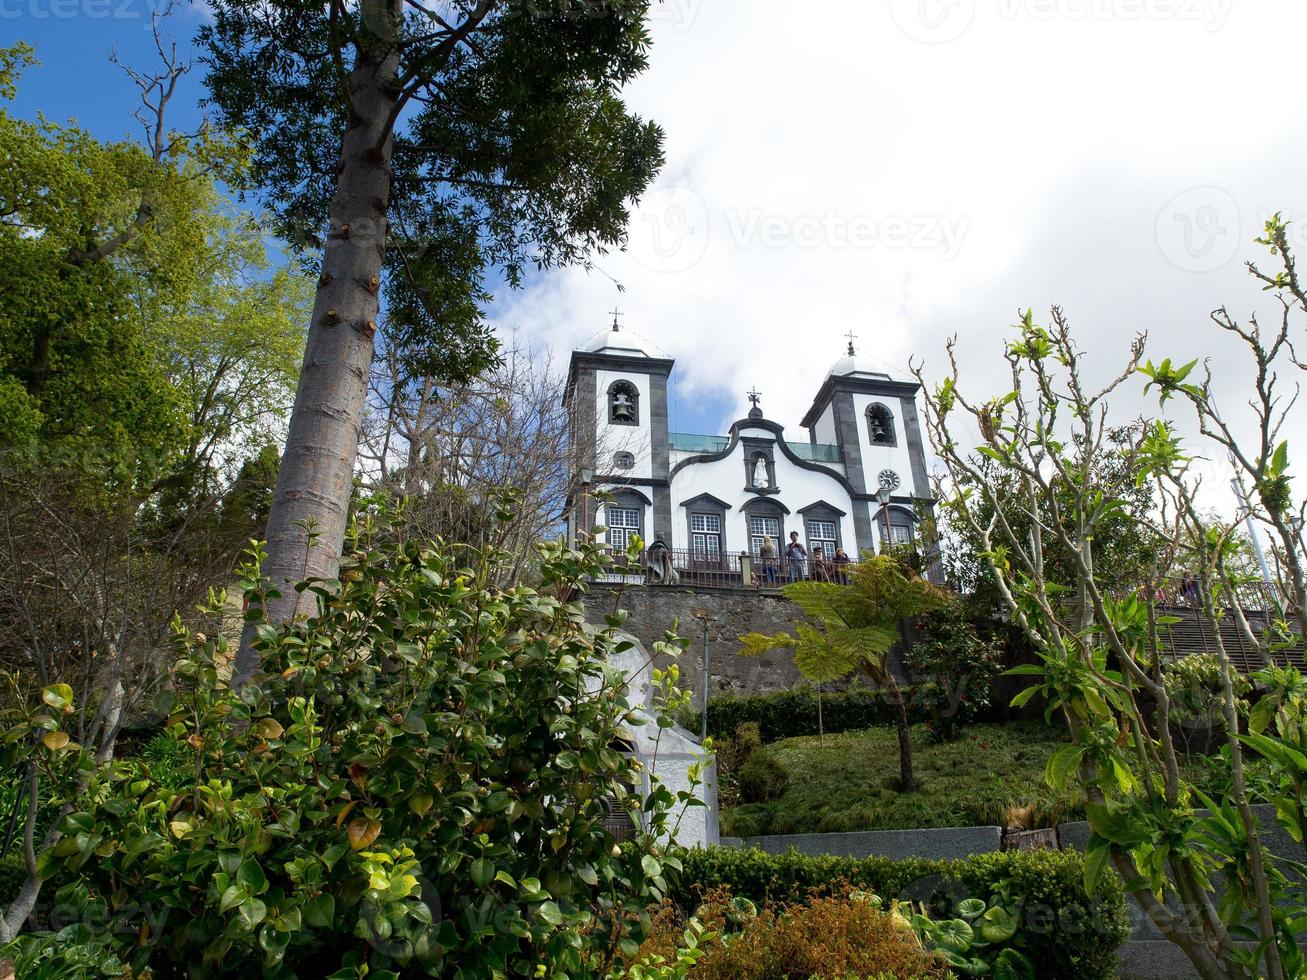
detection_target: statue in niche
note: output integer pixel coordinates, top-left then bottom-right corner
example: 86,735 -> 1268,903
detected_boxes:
752,454 -> 770,489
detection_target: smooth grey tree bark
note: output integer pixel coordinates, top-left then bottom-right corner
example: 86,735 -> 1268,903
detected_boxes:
235,0 -> 402,682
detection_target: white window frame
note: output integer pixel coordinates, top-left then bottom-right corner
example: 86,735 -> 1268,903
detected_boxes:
607,506 -> 641,552
690,513 -> 722,560
749,516 -> 781,555
807,520 -> 837,558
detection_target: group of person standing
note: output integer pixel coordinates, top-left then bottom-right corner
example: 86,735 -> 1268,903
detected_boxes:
757,532 -> 850,585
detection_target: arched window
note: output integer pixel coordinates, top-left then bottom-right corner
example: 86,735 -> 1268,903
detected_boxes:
866,403 -> 897,446
613,450 -> 635,470
608,380 -> 639,425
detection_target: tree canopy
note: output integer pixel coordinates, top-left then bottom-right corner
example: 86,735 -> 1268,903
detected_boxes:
199,0 -> 664,381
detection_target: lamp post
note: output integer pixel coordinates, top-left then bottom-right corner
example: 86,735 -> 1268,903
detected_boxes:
691,606 -> 710,741
876,486 -> 892,553
578,467 -> 594,544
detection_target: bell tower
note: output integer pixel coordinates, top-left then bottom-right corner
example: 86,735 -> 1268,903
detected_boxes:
564,314 -> 674,548
800,339 -> 934,566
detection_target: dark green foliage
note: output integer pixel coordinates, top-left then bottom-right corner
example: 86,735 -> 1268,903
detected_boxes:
33,528 -> 696,977
711,722 -> 763,809
0,853 -> 23,907
0,924 -> 129,978
198,0 -> 665,381
675,847 -> 1129,980
698,684 -> 934,744
736,753 -> 788,804
905,606 -> 1006,743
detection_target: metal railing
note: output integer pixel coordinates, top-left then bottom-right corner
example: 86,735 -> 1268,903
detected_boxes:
1130,577 -> 1283,614
786,442 -> 842,464
669,432 -> 730,453
593,549 -> 856,589
668,431 -> 843,465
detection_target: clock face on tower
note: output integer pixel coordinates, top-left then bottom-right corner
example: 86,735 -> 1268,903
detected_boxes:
878,469 -> 901,492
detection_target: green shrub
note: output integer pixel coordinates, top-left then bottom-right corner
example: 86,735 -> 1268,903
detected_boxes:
712,722 -> 762,808
701,685 -> 935,743
34,528 -> 701,978
736,753 -> 787,803
903,606 -> 1005,743
674,846 -> 1128,980
0,924 -> 129,978
690,889 -> 950,979
135,729 -> 192,791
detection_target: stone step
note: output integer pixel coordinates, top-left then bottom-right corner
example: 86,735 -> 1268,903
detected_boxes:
1116,941 -> 1201,979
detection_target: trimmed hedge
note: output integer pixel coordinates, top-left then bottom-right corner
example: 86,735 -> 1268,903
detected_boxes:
696,685 -> 936,743
674,846 -> 1129,980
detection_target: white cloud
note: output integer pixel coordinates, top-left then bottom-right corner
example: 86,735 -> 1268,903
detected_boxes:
496,0 -> 1307,516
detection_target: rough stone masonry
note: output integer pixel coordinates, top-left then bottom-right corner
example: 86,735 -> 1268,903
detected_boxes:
579,583 -> 811,705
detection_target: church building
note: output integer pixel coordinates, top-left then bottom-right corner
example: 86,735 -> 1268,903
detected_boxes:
564,321 -> 936,581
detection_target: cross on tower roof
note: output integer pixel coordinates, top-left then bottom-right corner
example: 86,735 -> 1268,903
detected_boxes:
747,387 -> 762,408
609,307 -> 623,331
845,330 -> 858,356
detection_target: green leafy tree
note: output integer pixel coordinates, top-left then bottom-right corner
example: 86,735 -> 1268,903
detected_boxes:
197,1 -> 666,674
904,606 -> 1005,743
17,515 -> 703,976
936,428 -> 1161,614
919,277 -> 1307,979
0,30 -> 309,941
741,555 -> 952,792
0,35 -> 251,482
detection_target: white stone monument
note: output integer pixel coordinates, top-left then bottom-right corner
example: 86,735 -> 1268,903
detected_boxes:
602,635 -> 719,849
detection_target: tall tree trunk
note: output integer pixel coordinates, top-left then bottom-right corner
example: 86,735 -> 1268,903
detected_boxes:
236,0 -> 402,683
885,673 -> 916,792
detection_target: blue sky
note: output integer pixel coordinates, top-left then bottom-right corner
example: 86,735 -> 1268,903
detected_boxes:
5,5 -> 737,436
8,5 -> 208,137
12,1 -> 1307,469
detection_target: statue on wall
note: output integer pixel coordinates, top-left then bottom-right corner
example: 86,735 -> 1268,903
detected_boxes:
752,453 -> 770,489
645,535 -> 680,585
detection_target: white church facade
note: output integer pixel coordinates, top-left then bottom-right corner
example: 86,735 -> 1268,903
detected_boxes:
564,323 -> 937,583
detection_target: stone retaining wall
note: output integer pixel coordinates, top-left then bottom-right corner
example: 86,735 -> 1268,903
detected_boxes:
581,584 -> 808,702
580,583 -> 910,705
720,825 -> 1003,862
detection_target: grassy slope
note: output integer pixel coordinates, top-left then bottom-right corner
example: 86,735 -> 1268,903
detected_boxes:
721,722 -> 1082,836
